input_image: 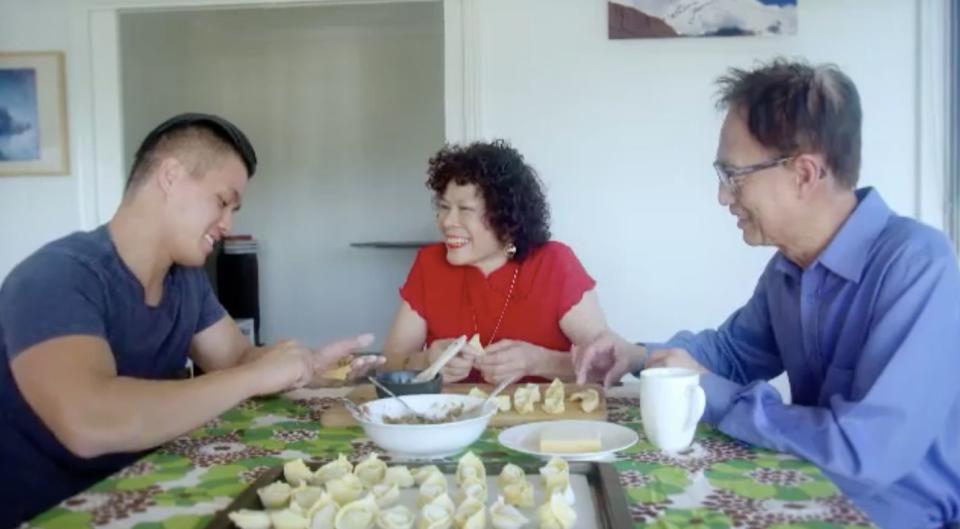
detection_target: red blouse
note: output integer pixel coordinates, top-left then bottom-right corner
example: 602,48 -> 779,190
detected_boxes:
399,241 -> 596,383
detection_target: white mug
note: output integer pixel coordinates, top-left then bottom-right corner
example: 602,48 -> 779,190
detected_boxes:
639,367 -> 706,452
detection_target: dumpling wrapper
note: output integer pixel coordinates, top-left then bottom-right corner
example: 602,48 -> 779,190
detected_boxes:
537,491 -> 576,529
334,494 -> 378,529
322,361 -> 351,381
285,458 -> 315,486
456,451 -> 486,486
569,388 -> 600,413
383,466 -> 415,488
453,498 -> 485,529
456,478 -> 486,504
489,495 -> 529,529
327,474 -> 365,506
376,504 -> 415,529
468,334 -> 484,355
497,463 -> 526,488
372,482 -> 400,508
228,509 -> 271,529
417,482 -> 447,507
413,465 -> 442,485
292,485 -> 327,511
313,454 -> 354,485
501,480 -> 533,508
257,481 -> 292,509
306,493 -> 339,529
271,509 -> 309,529
417,502 -> 453,529
354,453 -> 388,488
542,379 -> 565,414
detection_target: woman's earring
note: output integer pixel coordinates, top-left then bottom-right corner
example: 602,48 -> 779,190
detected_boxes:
505,244 -> 517,258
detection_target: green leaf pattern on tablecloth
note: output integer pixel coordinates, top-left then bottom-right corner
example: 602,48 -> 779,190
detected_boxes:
27,393 -> 875,529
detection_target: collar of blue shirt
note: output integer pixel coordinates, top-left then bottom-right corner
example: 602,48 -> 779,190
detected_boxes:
773,187 -> 893,283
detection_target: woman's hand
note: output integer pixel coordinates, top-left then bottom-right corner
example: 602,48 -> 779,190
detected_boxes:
426,338 -> 480,382
476,339 -> 545,384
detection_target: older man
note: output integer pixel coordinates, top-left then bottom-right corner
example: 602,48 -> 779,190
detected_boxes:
576,60 -> 960,529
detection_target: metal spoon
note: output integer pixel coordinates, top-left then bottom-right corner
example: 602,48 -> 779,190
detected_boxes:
340,397 -> 370,421
366,376 -> 430,422
459,374 -> 520,421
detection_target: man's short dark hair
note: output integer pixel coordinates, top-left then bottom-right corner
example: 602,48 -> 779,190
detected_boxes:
126,113 -> 258,192
716,58 -> 862,189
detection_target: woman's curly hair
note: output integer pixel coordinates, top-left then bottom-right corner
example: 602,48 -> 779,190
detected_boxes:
427,139 -> 551,261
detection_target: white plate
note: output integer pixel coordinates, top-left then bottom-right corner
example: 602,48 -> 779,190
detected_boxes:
497,420 -> 639,461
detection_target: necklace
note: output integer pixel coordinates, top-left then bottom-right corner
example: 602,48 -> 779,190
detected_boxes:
467,264 -> 520,347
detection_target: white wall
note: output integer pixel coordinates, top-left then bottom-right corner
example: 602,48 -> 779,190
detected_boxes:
472,0 -> 919,345
120,3 -> 445,346
0,0 -> 931,373
0,0 -> 84,279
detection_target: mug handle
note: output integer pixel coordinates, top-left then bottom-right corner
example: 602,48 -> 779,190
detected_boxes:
684,383 -> 706,433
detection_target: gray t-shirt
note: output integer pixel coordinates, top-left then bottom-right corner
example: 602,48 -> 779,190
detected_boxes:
0,225 -> 225,527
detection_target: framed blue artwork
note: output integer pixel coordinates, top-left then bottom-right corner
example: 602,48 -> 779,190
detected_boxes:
0,52 -> 68,175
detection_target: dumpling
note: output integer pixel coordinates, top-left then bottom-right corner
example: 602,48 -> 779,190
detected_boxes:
376,505 -> 415,529
512,384 -> 540,415
542,379 -> 565,414
467,387 -> 488,400
494,395 -> 512,412
271,509 -> 310,529
468,333 -> 484,355
543,474 -> 575,505
413,465 -> 442,485
228,509 -> 271,529
285,458 -> 315,486
501,480 -> 533,508
354,453 -> 388,488
489,495 -> 529,529
292,485 -> 327,511
371,483 -> 400,508
383,466 -> 415,488
453,498 -> 485,529
539,457 -> 569,486
427,493 -> 455,516
456,478 -> 487,504
327,474 -> 365,506
537,491 -> 576,529
569,388 -> 600,413
257,481 -> 292,509
334,494 -> 378,529
306,493 -> 339,529
314,454 -> 354,485
456,451 -> 486,486
417,502 -> 453,529
497,463 -> 526,488
417,481 -> 447,507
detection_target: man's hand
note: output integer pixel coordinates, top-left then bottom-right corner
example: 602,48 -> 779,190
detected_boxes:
249,340 -> 316,395
476,339 -> 543,383
426,338 -> 480,382
644,348 -> 707,374
573,331 -> 646,388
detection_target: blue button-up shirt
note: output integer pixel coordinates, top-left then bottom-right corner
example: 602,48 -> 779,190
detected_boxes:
648,188 -> 960,529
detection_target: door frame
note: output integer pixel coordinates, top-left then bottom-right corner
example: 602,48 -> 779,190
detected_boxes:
69,0 -> 479,227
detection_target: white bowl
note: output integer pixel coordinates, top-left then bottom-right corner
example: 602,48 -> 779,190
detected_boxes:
356,394 -> 497,459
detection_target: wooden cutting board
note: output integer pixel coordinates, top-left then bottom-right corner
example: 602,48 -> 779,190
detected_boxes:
320,382 -> 607,427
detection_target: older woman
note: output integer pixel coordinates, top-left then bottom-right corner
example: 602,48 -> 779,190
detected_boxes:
383,140 -> 610,384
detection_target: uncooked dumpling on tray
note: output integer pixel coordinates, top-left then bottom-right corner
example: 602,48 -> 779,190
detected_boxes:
383,465 -> 415,488
569,388 -> 600,413
467,386 -> 511,412
283,458 -> 314,486
334,493 -> 378,529
314,453 -> 353,485
326,473 -> 364,505
542,378 -> 566,414
454,497 -> 486,529
501,479 -> 534,508
377,504 -> 415,529
537,490 -> 577,529
354,453 -> 388,487
227,509 -> 271,529
256,481 -> 292,509
489,495 -> 529,529
498,463 -> 526,488
456,451 -> 486,485
513,383 -> 541,414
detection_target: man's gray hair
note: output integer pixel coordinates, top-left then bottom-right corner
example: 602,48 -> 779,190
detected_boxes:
716,58 -> 862,189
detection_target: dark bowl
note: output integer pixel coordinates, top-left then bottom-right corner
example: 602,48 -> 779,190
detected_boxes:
374,369 -> 443,398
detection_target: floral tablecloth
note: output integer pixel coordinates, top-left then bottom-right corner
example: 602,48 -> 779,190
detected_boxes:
27,387 -> 874,529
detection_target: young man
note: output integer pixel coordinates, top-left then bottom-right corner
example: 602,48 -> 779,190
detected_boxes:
575,60 -> 960,529
0,113 -> 381,526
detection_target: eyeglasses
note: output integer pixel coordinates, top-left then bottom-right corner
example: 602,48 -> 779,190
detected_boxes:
713,155 -> 795,190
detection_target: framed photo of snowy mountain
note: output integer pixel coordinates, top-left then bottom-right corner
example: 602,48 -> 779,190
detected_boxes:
0,52 -> 69,176
609,0 -> 798,39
